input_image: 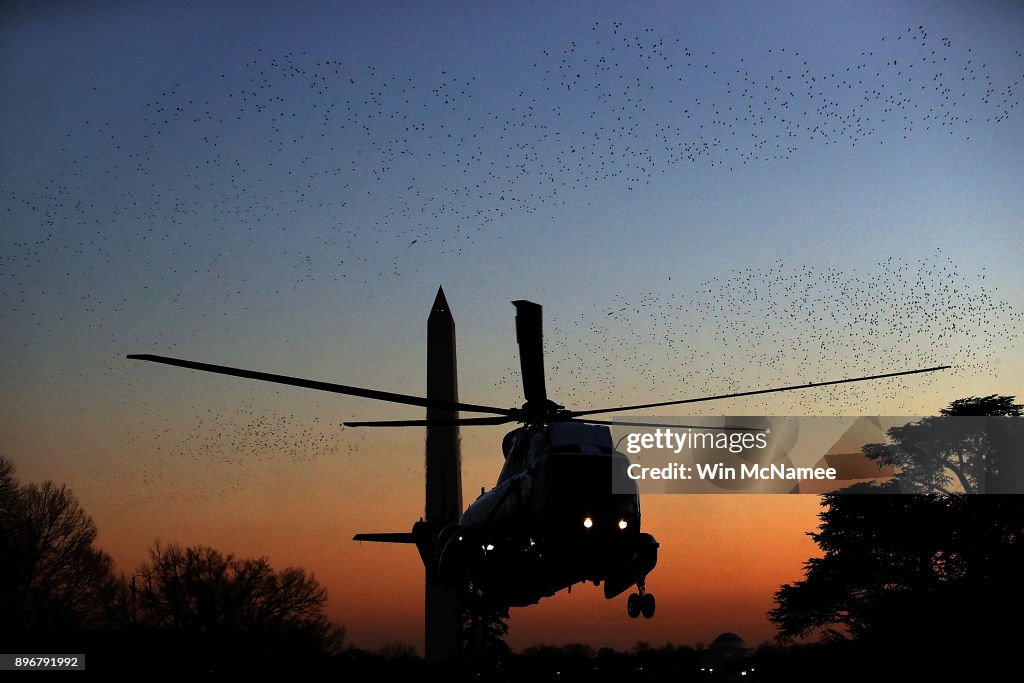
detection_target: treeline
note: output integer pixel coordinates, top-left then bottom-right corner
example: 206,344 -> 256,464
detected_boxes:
0,455 -> 342,673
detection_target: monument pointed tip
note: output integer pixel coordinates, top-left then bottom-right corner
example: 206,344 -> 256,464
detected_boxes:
431,286 -> 450,315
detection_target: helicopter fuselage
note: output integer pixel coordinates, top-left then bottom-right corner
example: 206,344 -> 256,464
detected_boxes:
432,422 -> 659,609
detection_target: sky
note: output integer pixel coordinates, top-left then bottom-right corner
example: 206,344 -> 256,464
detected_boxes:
2,0 -> 1022,652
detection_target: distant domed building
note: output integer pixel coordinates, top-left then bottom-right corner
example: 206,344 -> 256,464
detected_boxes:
709,632 -> 751,660
702,633 -> 755,678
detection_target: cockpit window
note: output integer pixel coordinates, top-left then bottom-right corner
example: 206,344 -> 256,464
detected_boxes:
498,431 -> 531,482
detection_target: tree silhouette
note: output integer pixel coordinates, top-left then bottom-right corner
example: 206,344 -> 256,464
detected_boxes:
0,456 -> 115,634
131,542 -> 342,667
860,395 -> 1023,493
462,599 -> 510,680
0,456 -> 16,505
770,397 -> 1024,674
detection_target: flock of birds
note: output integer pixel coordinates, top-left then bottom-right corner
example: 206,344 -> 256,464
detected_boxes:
1,20 -> 1021,503
529,250 -> 1021,415
112,402 -> 366,506
4,22 -> 1021,294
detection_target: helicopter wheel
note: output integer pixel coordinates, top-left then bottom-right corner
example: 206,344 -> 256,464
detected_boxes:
626,593 -> 642,618
640,592 -> 656,619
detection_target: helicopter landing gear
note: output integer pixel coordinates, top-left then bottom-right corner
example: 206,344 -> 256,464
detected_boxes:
627,580 -> 656,619
641,592 -> 655,618
627,593 -> 641,618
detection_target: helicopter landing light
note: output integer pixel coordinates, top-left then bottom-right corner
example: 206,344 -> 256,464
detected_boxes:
618,519 -> 628,530
583,517 -> 594,529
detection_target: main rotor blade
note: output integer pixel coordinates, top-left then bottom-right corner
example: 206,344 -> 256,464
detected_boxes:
127,354 -> 515,416
513,300 -> 548,406
573,418 -> 768,431
344,416 -> 515,427
570,365 -> 951,417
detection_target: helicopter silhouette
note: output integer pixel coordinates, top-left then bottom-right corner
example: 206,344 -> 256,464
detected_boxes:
128,299 -> 948,619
